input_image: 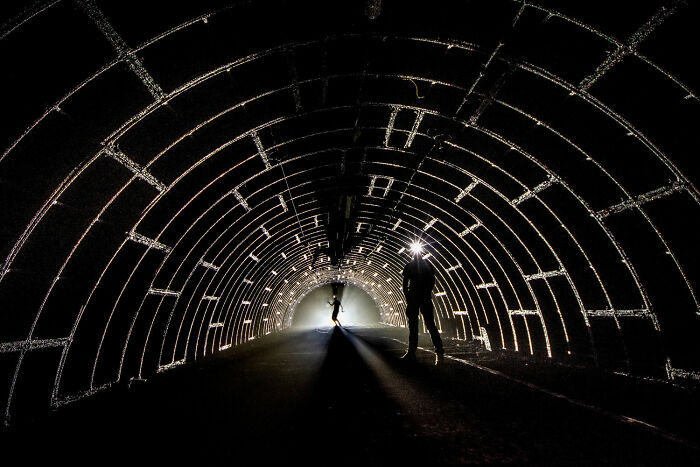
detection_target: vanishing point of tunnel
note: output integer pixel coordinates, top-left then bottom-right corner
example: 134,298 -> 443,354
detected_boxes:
0,0 -> 699,464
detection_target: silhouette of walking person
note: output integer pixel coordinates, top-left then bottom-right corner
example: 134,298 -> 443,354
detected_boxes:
401,244 -> 445,365
329,295 -> 343,326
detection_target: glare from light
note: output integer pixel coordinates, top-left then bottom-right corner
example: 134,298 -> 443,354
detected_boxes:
410,241 -> 423,255
291,284 -> 381,328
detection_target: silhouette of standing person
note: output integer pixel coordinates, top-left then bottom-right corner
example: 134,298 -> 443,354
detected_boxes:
329,295 -> 342,326
402,248 -> 444,365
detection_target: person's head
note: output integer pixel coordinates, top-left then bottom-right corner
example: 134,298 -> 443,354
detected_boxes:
409,241 -> 423,256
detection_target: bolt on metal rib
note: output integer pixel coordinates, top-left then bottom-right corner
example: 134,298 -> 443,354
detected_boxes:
384,106 -> 399,147
231,188 -> 251,212
524,269 -> 565,281
404,109 -> 425,148
76,0 -> 166,101
199,259 -> 219,271
148,288 -> 180,297
0,337 -> 69,353
578,1 -> 680,91
595,180 -> 687,219
455,180 -> 479,203
251,130 -> 272,169
127,231 -> 171,253
511,175 -> 558,206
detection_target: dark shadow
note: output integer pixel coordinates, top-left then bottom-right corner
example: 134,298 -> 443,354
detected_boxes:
274,326 -> 421,465
4,326 -> 698,466
306,326 -> 398,422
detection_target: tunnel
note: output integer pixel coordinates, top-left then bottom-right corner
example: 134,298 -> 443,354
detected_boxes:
1,0 -> 699,463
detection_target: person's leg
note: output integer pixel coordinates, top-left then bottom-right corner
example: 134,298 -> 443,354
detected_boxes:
404,300 -> 419,357
420,295 -> 444,355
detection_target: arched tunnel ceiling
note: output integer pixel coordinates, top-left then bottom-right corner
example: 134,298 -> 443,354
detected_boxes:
1,0 -> 699,423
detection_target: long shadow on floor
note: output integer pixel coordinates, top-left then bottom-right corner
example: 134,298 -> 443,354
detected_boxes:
2,327 -> 416,465
282,326 -> 418,465
3,326 -> 699,466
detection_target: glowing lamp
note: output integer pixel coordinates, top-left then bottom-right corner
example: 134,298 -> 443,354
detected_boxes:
409,241 -> 423,255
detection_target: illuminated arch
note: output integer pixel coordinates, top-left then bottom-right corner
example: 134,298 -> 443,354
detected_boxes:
1,0 -> 698,424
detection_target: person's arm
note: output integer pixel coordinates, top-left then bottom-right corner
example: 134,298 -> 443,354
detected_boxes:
403,275 -> 409,297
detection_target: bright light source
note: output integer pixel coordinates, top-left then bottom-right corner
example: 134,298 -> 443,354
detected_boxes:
410,241 -> 423,255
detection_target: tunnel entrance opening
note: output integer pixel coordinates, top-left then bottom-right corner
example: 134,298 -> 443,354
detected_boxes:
291,283 -> 381,328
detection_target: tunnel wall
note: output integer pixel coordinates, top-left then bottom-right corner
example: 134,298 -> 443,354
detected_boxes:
1,0 -> 699,424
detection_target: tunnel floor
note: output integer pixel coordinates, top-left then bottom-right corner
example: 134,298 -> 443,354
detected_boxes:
4,326 -> 699,465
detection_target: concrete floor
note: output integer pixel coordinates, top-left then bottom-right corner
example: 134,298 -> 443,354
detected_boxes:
3,325 -> 699,465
